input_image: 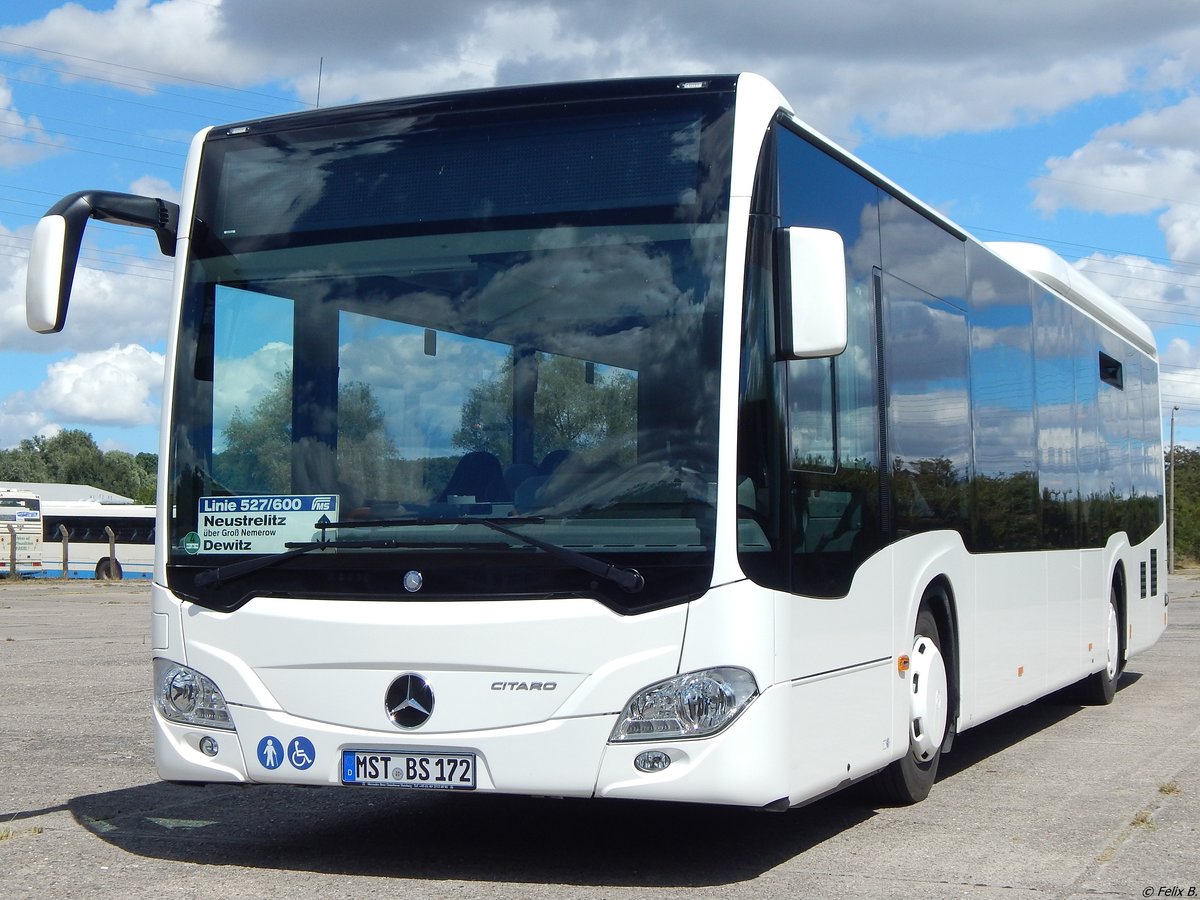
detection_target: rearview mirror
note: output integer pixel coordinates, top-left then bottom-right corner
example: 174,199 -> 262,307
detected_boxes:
775,226 -> 848,359
25,190 -> 179,334
26,214 -> 71,334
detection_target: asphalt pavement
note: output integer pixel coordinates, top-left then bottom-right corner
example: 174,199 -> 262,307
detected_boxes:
1,573 -> 1198,899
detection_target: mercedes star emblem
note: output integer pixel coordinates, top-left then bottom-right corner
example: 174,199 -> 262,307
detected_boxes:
385,673 -> 434,728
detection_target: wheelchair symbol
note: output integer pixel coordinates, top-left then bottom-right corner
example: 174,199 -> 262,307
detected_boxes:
288,736 -> 316,770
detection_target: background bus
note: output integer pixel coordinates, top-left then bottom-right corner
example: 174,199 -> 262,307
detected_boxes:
39,501 -> 155,580
0,489 -> 44,576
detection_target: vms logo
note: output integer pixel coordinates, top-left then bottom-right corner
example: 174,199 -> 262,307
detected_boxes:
312,496 -> 335,511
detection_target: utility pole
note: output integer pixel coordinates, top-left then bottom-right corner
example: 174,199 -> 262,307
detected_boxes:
1169,405 -> 1178,573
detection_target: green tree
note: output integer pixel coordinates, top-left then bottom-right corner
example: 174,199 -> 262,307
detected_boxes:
0,430 -> 158,503
215,368 -> 404,499
98,450 -> 149,502
41,430 -> 105,485
134,453 -> 158,504
0,440 -> 50,482
1169,447 -> 1200,564
453,355 -> 637,465
217,370 -> 293,492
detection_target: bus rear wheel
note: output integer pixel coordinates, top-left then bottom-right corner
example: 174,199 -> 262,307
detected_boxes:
1078,582 -> 1122,705
95,559 -> 123,580
876,607 -> 948,805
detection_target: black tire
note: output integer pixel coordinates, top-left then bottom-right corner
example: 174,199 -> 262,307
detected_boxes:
95,558 -> 123,581
1078,582 -> 1122,705
876,607 -> 949,805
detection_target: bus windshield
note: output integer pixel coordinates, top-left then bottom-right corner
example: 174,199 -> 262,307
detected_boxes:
167,85 -> 735,612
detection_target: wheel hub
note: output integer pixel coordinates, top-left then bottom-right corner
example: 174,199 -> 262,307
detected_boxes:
1104,600 -> 1119,680
908,634 -> 948,761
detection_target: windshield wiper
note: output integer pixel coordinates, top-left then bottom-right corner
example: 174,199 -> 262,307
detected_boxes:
192,516 -> 644,593
192,536 -> 507,588
327,517 -> 645,593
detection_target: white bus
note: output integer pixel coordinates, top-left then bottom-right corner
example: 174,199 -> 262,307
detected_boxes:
0,489 -> 44,576
39,501 -> 156,580
25,74 -> 1166,808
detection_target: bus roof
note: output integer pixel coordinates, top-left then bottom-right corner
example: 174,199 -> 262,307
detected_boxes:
985,242 -> 1156,358
0,481 -> 136,504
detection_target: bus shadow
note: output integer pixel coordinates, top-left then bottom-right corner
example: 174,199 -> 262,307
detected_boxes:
934,670 -> 1143,781
66,782 -> 877,886
63,674 -> 1140,888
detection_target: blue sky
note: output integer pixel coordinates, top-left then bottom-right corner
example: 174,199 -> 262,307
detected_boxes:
1,0 -> 1198,454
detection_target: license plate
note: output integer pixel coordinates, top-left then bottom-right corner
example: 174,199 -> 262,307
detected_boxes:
341,750 -> 476,790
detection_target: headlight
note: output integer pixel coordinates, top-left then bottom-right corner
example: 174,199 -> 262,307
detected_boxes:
154,659 -> 234,730
609,667 -> 758,742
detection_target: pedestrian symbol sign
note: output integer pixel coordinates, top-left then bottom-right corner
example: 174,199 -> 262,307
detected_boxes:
257,736 -> 283,770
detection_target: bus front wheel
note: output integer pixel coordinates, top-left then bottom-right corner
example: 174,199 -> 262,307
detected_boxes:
96,559 -> 123,580
876,606 -> 948,805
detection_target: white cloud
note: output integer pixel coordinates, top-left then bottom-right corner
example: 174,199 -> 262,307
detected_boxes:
1033,97 -> 1200,264
1076,252 -> 1197,309
1031,100 -> 1200,366
1074,253 -> 1200,392
0,340 -> 164,447
129,174 -> 180,206
0,393 -> 59,448
1,0 -> 252,90
1160,337 -> 1200,434
1034,98 -> 1200,214
0,77 -> 64,168
1159,206 -> 1200,267
5,1 -> 1200,144
1162,337 -> 1200,371
5,0 -> 1200,449
0,225 -> 35,341
33,343 -> 164,426
0,254 -> 173,353
211,340 -> 292,446
849,57 -> 1129,138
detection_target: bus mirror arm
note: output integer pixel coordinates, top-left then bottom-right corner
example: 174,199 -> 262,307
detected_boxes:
775,226 -> 848,359
26,191 -> 180,334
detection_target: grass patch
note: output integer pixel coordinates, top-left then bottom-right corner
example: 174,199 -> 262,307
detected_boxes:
1159,781 -> 1181,796
0,825 -> 44,841
1131,809 -> 1155,829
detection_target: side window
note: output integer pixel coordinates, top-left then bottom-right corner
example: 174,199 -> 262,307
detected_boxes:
210,286 -> 295,493
1121,352 -> 1158,545
1074,315 -> 1104,547
836,274 -> 884,475
786,290 -> 884,597
787,359 -> 834,472
736,210 -> 788,590
1034,287 -> 1079,549
777,125 -> 883,596
967,244 -> 1037,550
1135,353 -> 1165,541
885,275 -> 970,542
1094,329 -> 1132,543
